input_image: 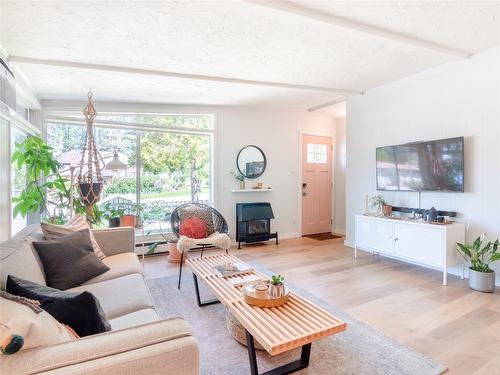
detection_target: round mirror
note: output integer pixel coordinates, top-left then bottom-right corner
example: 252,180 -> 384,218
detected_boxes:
237,145 -> 267,179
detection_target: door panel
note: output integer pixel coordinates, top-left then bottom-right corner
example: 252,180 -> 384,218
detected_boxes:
302,134 -> 332,235
356,216 -> 394,254
394,223 -> 443,266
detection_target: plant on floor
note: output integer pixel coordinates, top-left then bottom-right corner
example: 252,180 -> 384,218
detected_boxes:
457,235 -> 500,273
271,274 -> 284,285
11,135 -> 86,223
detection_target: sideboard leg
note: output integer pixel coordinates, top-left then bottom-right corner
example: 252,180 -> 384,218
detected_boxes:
354,244 -> 358,259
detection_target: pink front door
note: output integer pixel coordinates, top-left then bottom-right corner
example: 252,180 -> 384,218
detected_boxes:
301,134 -> 333,235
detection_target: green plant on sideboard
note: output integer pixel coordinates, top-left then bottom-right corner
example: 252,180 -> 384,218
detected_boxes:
11,136 -> 86,224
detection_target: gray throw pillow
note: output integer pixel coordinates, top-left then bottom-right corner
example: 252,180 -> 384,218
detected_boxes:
32,229 -> 110,290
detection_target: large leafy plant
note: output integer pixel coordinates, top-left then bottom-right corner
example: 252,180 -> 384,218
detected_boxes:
457,235 -> 500,273
11,135 -> 85,223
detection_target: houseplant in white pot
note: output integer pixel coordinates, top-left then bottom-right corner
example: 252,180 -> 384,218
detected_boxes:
457,234 -> 499,293
370,195 -> 392,216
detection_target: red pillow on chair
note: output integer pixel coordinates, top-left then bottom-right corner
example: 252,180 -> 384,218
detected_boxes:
180,217 -> 208,239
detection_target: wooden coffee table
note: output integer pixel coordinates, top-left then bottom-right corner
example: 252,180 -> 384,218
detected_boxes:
187,253 -> 347,375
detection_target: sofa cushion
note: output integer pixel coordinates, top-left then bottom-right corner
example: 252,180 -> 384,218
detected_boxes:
6,276 -> 111,337
109,308 -> 159,331
41,215 -> 106,259
0,291 -> 74,351
0,227 -> 47,290
81,252 -> 143,285
68,274 -> 153,319
32,230 -> 110,290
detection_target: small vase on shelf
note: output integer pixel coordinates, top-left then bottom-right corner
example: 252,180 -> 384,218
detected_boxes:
239,180 -> 245,190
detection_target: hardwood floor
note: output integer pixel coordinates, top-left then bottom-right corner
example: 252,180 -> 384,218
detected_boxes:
143,237 -> 500,374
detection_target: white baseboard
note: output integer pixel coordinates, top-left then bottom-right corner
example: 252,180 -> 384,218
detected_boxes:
344,239 -> 354,248
280,232 -> 301,240
334,228 -> 345,235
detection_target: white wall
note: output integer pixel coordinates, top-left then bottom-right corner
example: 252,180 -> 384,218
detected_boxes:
215,108 -> 336,239
345,46 -> 500,279
333,117 -> 346,235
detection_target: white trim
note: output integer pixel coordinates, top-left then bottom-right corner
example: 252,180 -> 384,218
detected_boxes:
10,111 -> 41,135
344,239 -> 354,248
245,0 -> 471,59
334,228 -> 345,235
9,56 -> 362,95
308,98 -> 346,112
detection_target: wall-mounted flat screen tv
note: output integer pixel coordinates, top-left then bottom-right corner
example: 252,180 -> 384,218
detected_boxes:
376,137 -> 464,192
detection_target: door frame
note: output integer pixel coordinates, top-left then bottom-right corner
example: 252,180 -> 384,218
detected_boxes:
298,131 -> 335,236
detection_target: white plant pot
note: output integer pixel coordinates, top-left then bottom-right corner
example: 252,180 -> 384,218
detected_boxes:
468,268 -> 495,293
269,283 -> 284,298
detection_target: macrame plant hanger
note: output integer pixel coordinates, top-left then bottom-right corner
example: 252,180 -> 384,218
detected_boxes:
78,91 -> 104,224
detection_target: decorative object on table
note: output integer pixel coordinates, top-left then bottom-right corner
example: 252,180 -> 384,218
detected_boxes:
231,170 -> 245,189
236,145 -> 267,179
242,280 -> 290,307
11,136 -> 86,224
214,262 -> 252,277
77,92 -> 104,223
253,182 -> 263,189
457,234 -> 499,293
171,203 -> 231,289
101,202 -> 124,228
270,274 -> 285,298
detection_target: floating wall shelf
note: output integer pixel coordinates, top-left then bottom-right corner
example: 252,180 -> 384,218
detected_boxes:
230,189 -> 273,193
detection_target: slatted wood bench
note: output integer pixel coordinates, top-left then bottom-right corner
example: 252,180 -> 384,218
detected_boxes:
187,253 -> 347,375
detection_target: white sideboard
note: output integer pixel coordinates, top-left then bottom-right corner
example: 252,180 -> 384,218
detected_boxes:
354,214 -> 465,285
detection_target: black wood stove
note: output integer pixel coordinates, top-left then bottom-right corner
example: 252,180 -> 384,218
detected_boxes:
236,202 -> 278,249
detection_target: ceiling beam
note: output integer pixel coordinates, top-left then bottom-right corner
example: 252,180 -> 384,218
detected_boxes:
8,56 -> 363,95
246,0 -> 472,59
307,98 -> 345,112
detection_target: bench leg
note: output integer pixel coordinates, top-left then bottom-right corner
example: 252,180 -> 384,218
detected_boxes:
245,330 -> 311,375
192,273 -> 220,307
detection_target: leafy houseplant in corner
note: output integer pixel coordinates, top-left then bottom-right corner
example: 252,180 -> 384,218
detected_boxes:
269,275 -> 285,298
370,195 -> 392,216
457,234 -> 500,293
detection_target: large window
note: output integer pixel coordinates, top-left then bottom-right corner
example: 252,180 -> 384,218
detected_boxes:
11,127 -> 27,236
45,113 -> 214,238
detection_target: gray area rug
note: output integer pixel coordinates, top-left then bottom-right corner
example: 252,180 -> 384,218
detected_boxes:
147,265 -> 446,375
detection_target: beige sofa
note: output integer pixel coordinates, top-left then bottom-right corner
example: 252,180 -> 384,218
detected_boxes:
0,224 -> 199,375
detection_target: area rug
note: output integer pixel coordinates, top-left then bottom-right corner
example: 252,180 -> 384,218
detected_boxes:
147,265 -> 446,375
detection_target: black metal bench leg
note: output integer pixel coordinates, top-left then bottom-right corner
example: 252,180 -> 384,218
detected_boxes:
177,251 -> 184,289
245,330 -> 311,375
192,273 -> 220,307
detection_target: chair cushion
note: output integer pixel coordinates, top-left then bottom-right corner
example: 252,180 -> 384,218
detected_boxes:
6,276 -> 111,337
109,308 -> 159,331
179,205 -> 215,235
81,252 -> 143,285
32,229 -> 110,290
67,274 -> 154,319
180,216 -> 208,239
41,215 -> 106,259
0,291 -> 74,352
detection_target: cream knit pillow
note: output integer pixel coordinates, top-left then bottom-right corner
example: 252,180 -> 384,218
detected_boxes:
41,215 -> 106,259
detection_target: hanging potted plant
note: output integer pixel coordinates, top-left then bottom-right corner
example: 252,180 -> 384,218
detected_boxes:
269,274 -> 285,298
370,195 -> 392,216
457,234 -> 500,293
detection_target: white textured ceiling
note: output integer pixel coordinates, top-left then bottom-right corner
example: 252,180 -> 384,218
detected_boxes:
1,0 -> 499,108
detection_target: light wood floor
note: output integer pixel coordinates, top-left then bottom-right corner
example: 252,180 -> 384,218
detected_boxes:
143,237 -> 500,375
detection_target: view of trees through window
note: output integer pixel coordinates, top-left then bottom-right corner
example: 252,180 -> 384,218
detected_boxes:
45,113 -> 212,234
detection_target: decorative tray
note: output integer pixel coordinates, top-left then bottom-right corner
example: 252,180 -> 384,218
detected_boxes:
241,280 -> 290,308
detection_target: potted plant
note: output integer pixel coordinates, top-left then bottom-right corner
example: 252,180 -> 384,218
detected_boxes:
231,170 -> 245,189
370,195 -> 392,216
269,274 -> 285,298
133,203 -> 145,228
457,234 -> 500,293
101,202 -> 124,228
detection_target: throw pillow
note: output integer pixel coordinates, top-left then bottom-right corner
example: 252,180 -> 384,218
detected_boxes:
6,276 -> 111,337
0,291 -> 74,352
41,214 -> 106,259
180,216 -> 208,239
179,205 -> 215,235
32,229 -> 110,290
